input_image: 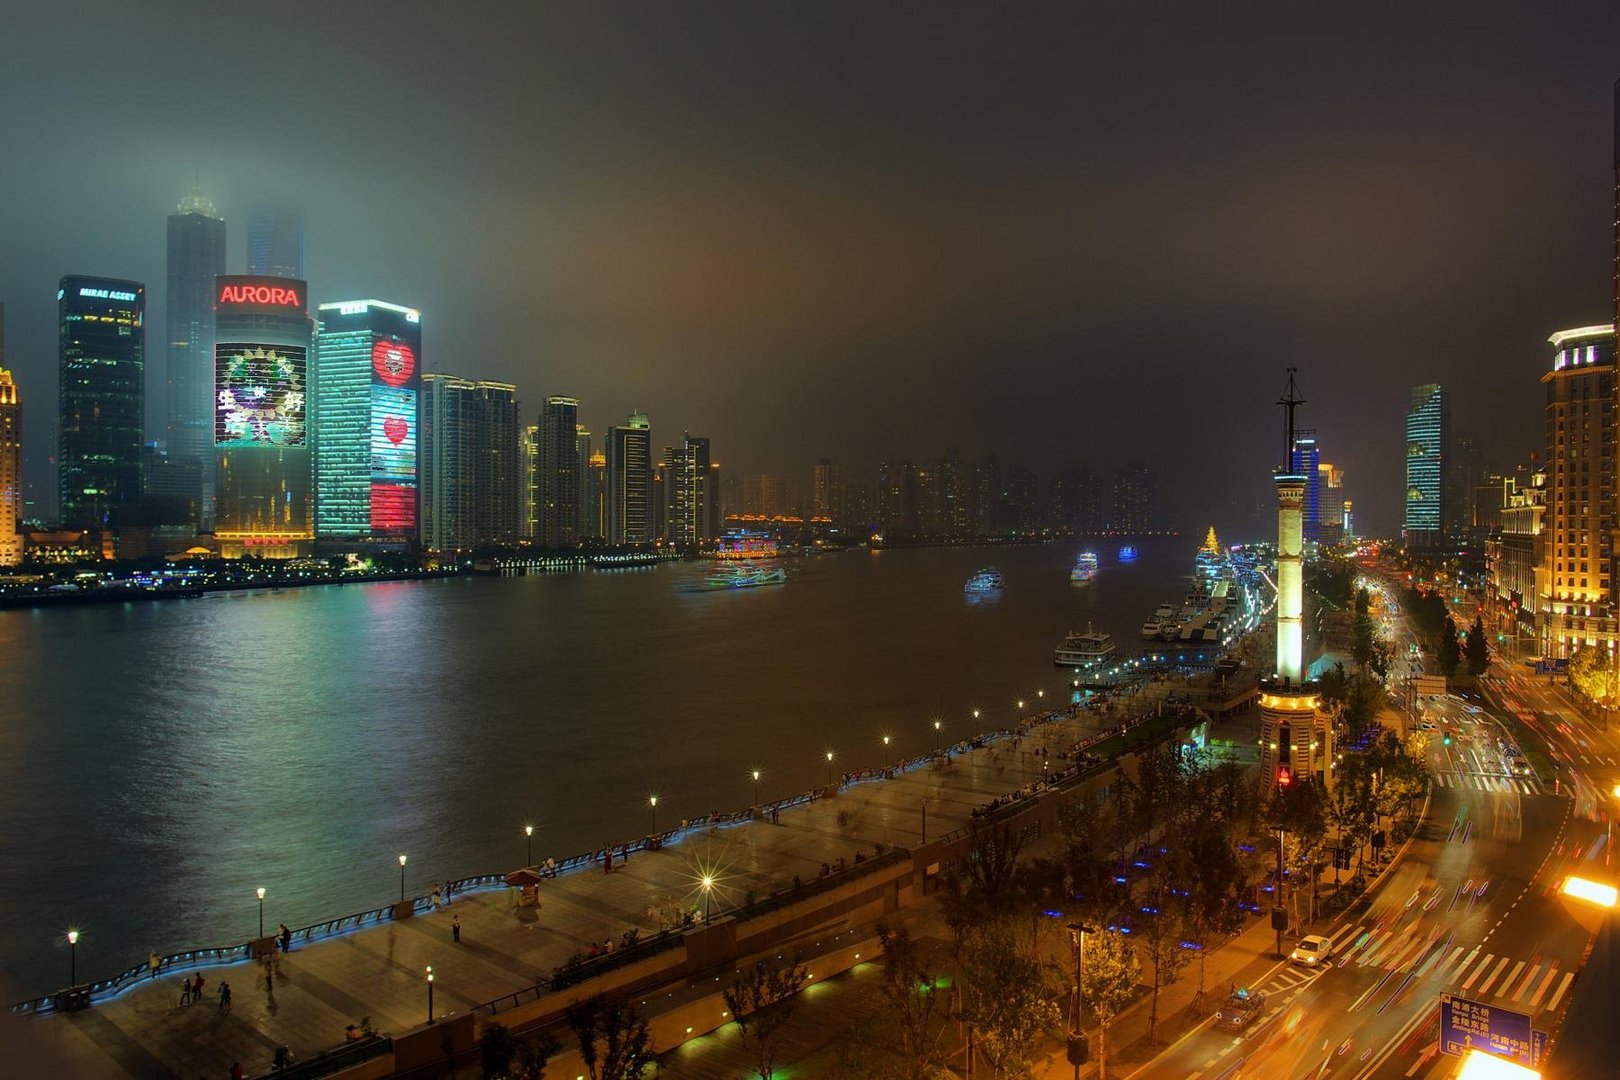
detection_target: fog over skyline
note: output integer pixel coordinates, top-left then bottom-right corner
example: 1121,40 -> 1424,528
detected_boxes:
3,2 -> 1619,536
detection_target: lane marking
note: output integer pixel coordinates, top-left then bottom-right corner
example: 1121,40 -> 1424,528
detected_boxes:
1528,965 -> 1559,1009
1476,956 -> 1511,995
1510,962 -> 1541,1003
1459,953 -> 1494,991
1494,960 -> 1526,999
1547,971 -> 1576,1011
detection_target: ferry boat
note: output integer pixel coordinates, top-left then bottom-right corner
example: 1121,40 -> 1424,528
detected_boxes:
1140,603 -> 1175,639
1054,628 -> 1117,668
1118,545 -> 1138,561
702,564 -> 787,590
964,568 -> 1005,593
1070,551 -> 1100,583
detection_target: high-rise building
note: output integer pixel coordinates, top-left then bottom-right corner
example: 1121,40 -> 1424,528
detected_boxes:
1403,383 -> 1450,547
1052,467 -> 1104,534
1539,325 -> 1617,658
165,187 -> 226,526
420,375 -> 521,550
877,460 -> 918,537
314,299 -> 422,546
844,479 -> 875,538
213,275 -> 312,557
519,423 -> 538,540
1290,436 -> 1321,543
1317,462 -> 1346,544
587,450 -> 607,540
811,458 -> 842,526
605,412 -> 652,545
659,434 -> 717,548
576,424 -> 594,539
248,207 -> 304,279
0,359 -> 20,566
1487,469 -> 1546,654
1110,462 -> 1154,533
59,277 -> 145,530
536,397 -> 580,547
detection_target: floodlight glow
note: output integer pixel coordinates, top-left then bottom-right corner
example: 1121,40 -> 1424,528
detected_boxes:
1561,876 -> 1618,908
1455,1048 -> 1539,1079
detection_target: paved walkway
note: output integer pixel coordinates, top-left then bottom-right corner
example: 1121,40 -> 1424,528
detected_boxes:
26,699 -> 1149,1080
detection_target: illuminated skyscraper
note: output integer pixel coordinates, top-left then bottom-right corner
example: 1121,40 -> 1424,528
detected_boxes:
59,276 -> 145,530
606,411 -> 652,545
1290,436 -> 1320,543
314,299 -> 422,546
165,188 -> 226,526
1403,383 -> 1449,547
420,375 -> 520,550
659,433 -> 717,548
213,276 -> 312,557
1110,461 -> 1154,533
537,396 -> 580,547
520,423 -> 538,540
0,356 -> 19,566
576,424 -> 594,539
811,458 -> 842,526
587,450 -> 606,539
248,207 -> 304,280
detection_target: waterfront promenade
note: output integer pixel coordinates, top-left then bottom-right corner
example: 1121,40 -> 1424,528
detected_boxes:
15,690 -> 1190,1079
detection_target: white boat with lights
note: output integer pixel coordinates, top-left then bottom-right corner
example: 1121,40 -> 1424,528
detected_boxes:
1141,603 -> 1176,639
702,564 -> 786,590
1070,551 -> 1100,583
1054,628 -> 1117,668
964,568 -> 1005,593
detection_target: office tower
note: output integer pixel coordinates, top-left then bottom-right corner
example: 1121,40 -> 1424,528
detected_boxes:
165,187 -> 227,526
248,207 -> 304,279
420,375 -> 521,550
213,276 -> 312,557
1290,436 -> 1320,543
811,458 -> 842,525
1488,469 -> 1546,653
1539,326 -> 1617,658
0,361 -> 19,565
1402,384 -> 1450,547
1110,462 -> 1154,533
1317,462 -> 1346,544
575,424 -> 594,539
536,397 -> 580,547
314,299 -> 422,545
605,412 -> 652,545
59,277 -> 145,530
520,423 -> 538,540
588,451 -> 607,539
659,434 -> 716,548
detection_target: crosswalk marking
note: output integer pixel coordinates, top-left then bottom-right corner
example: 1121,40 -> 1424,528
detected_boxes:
1495,961 -> 1526,999
1478,957 -> 1512,995
1434,772 -> 1538,795
1547,972 -> 1576,1011
1529,966 -> 1559,1009
1435,946 -> 1472,982
1508,962 -> 1539,1002
1460,953 -> 1494,991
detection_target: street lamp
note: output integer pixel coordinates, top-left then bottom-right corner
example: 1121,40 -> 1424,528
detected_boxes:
701,875 -> 715,922
425,965 -> 434,1025
398,854 -> 407,903
649,795 -> 658,834
524,825 -> 534,868
1066,922 -> 1095,1079
825,750 -> 835,787
256,887 -> 266,939
1017,699 -> 1025,711
66,930 -> 79,986
882,734 -> 892,757
751,769 -> 761,806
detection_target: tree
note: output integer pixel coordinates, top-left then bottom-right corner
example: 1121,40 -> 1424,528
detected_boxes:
568,996 -> 654,1080
1465,615 -> 1491,676
1437,615 -> 1461,677
1570,646 -> 1619,706
1135,877 -> 1189,1043
723,955 -> 810,1080
958,924 -> 1062,1080
873,925 -> 947,1073
1167,814 -> 1246,1006
482,1023 -> 517,1079
1078,929 -> 1141,1080
512,1033 -> 560,1080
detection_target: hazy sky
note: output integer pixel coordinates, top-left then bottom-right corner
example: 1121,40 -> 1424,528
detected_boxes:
2,2 -> 1618,535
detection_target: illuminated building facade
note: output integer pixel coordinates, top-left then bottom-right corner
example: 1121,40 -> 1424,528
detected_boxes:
1538,325 -> 1617,658
420,375 -> 520,550
1403,383 -> 1449,547
1487,470 -> 1546,653
576,425 -> 595,539
59,276 -> 145,530
1290,436 -> 1320,543
1317,462 -> 1345,544
1110,461 -> 1154,533
606,411 -> 652,545
248,207 -> 304,280
0,362 -> 20,565
314,299 -> 422,546
520,423 -> 538,540
812,458 -> 842,526
214,276 -> 313,557
659,433 -> 718,548
537,396 -> 580,547
587,450 -> 606,539
165,188 -> 226,527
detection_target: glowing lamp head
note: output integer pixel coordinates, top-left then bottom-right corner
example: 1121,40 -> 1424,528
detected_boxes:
66,930 -> 79,945
425,965 -> 433,981
701,875 -> 714,890
826,751 -> 834,762
649,795 -> 658,807
525,825 -> 533,837
752,770 -> 760,781
398,854 -> 407,867
256,887 -> 265,901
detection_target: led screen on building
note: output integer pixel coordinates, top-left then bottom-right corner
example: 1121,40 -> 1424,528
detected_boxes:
215,343 -> 307,447
369,336 -> 418,532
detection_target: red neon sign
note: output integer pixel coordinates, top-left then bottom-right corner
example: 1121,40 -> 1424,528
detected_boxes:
370,482 -> 416,532
217,283 -> 303,308
371,340 -> 417,387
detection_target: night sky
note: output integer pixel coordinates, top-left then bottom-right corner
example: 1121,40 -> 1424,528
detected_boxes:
2,3 -> 1618,536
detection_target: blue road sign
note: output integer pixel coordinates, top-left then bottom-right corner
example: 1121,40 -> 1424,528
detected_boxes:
1440,993 -> 1534,1064
1533,1029 -> 1548,1067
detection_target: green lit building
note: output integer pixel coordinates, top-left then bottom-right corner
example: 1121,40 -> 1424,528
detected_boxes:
59,276 -> 145,529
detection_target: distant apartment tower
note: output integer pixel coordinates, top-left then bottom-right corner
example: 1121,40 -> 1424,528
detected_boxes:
1403,384 -> 1450,547
587,450 -> 607,539
576,424 -> 596,539
420,375 -> 521,549
248,207 -> 304,279
1053,467 -> 1104,534
59,276 -> 145,530
533,397 -> 580,547
520,423 -> 538,540
1290,437 -> 1321,542
811,458 -> 842,525
0,360 -> 19,565
1110,462 -> 1154,533
605,412 -> 653,545
660,434 -> 718,548
1539,326 -> 1617,658
878,459 -> 918,537
165,187 -> 226,526
314,300 -> 422,546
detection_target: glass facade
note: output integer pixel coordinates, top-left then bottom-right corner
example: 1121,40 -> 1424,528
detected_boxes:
606,412 -> 652,545
59,276 -> 145,529
165,190 -> 225,526
420,374 -> 520,550
1403,383 -> 1448,542
1290,436 -> 1320,542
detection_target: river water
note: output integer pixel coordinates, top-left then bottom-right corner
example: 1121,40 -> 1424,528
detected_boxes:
0,537 -> 1193,998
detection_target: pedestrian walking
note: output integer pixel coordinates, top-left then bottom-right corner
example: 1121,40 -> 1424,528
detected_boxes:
279,923 -> 291,953
218,981 -> 232,1014
148,952 -> 161,979
193,973 -> 206,1001
265,969 -> 273,993
604,848 -> 613,873
432,882 -> 442,908
451,914 -> 461,943
181,977 -> 193,1006
386,924 -> 398,962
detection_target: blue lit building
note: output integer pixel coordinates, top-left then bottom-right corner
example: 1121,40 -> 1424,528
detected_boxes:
59,276 -> 145,529
314,299 -> 421,546
248,207 -> 304,280
165,188 -> 226,526
1290,436 -> 1320,543
1403,384 -> 1449,547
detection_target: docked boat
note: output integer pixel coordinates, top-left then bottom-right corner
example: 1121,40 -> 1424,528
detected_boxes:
702,564 -> 786,590
1054,628 -> 1117,668
964,568 -> 1005,593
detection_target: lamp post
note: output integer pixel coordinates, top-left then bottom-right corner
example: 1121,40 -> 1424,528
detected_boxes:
825,751 -> 835,787
398,854 -> 407,903
425,966 -> 434,1025
933,718 -> 942,753
66,930 -> 79,986
882,734 -> 891,763
649,795 -> 658,834
1066,922 -> 1095,1080
525,825 -> 534,868
701,875 -> 714,923
256,887 -> 266,939
751,769 -> 761,807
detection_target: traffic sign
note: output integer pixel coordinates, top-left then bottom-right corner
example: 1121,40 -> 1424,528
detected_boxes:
1439,993 -> 1534,1064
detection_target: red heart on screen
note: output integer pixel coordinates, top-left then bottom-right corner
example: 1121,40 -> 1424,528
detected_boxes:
383,416 -> 408,445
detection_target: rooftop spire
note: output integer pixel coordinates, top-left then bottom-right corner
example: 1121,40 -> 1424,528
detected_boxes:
176,185 -> 220,219
1277,367 -> 1306,468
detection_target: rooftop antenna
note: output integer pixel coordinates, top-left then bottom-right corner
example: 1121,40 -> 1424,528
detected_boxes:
1277,367 -> 1305,468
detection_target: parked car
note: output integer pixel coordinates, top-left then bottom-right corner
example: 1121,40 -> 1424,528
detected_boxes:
1215,987 -> 1267,1030
1289,934 -> 1334,967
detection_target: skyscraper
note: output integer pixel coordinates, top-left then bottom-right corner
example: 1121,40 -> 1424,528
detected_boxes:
520,423 -> 538,540
659,434 -> 717,548
1403,384 -> 1449,546
59,277 -> 145,530
1539,325 -> 1617,658
248,207 -> 304,279
420,375 -> 521,550
0,358 -> 20,566
606,411 -> 652,545
811,458 -> 842,526
576,424 -> 594,539
1290,436 -> 1321,543
1110,462 -> 1154,533
314,299 -> 423,546
587,451 -> 606,540
213,275 -> 312,557
165,187 -> 226,526
537,397 -> 581,547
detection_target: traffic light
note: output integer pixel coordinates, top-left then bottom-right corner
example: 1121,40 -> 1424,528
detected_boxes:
1442,730 -> 1452,746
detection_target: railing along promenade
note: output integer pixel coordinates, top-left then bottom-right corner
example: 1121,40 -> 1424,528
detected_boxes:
10,698 -> 1197,1021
